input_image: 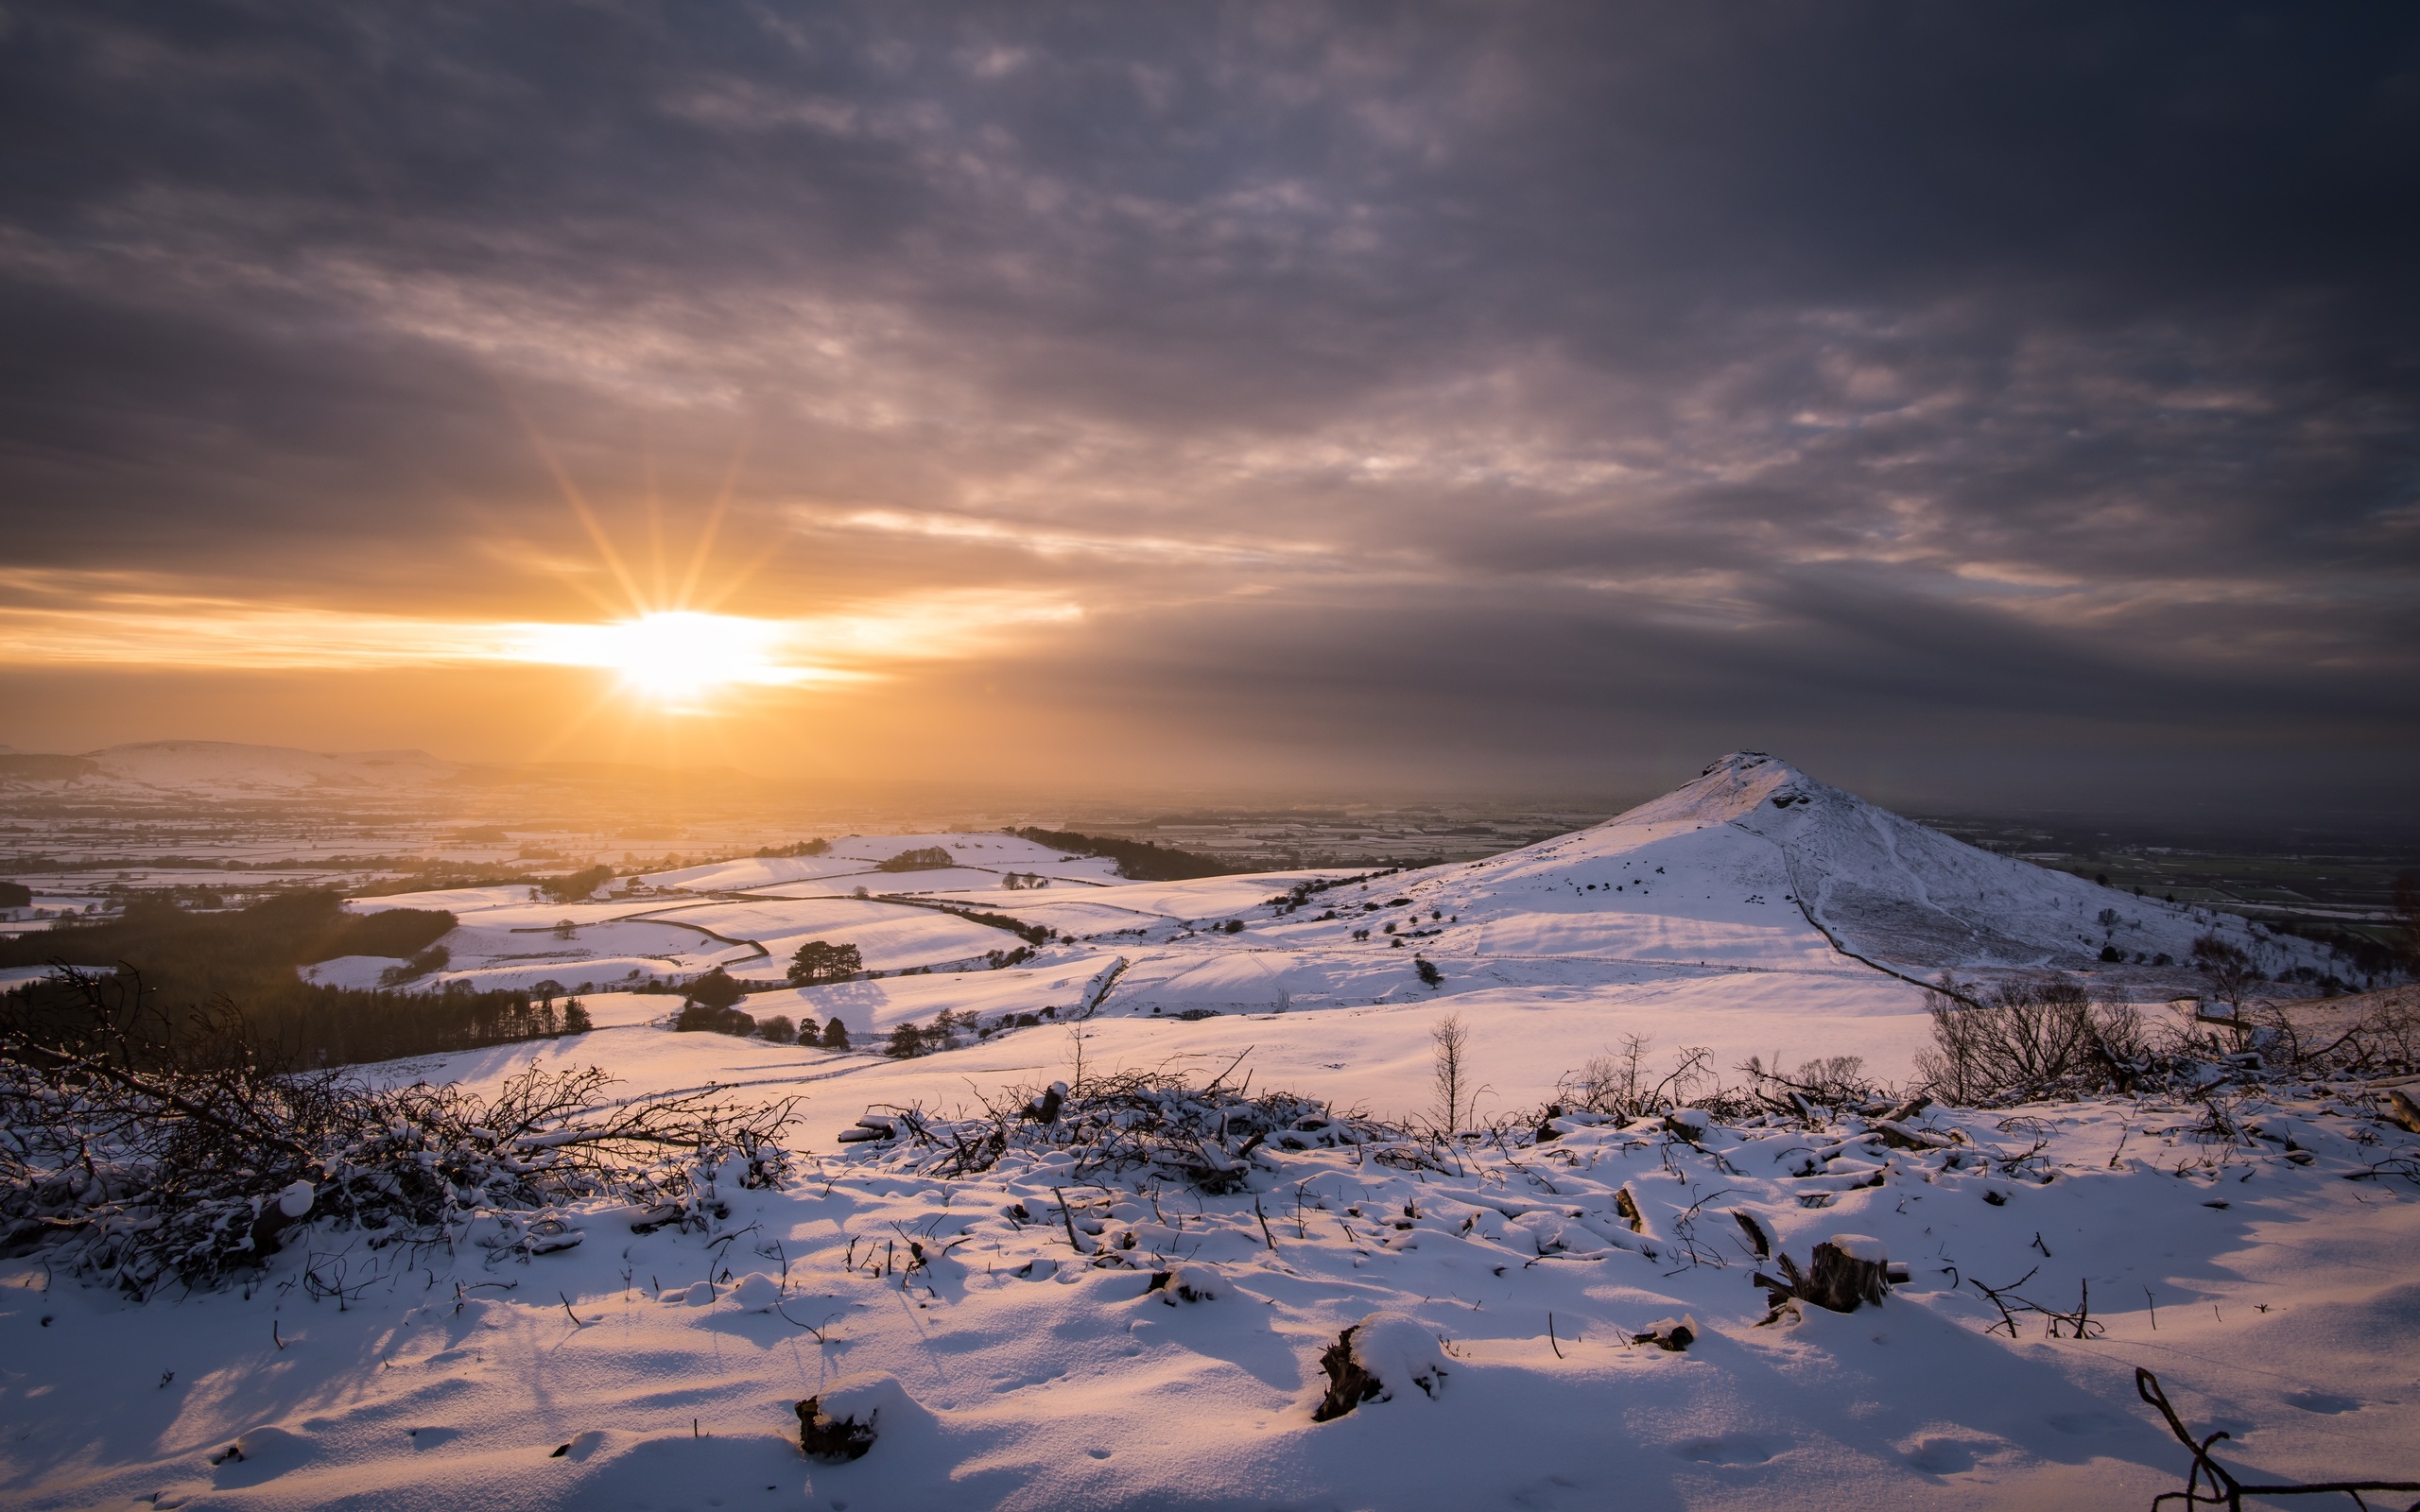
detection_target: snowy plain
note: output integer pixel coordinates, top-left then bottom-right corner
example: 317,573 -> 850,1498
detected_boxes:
3,753 -> 2411,1512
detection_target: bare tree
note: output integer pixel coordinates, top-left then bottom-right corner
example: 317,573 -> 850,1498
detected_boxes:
1559,1033 -> 1650,1118
2191,935 -> 2262,1015
1431,1012 -> 1473,1134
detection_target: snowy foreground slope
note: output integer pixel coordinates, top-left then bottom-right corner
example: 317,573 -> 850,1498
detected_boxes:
4,754 -> 2410,1511
7,1067 -> 2417,1512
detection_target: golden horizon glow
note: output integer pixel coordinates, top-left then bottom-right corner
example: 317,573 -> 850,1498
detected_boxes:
0,573 -> 1083,713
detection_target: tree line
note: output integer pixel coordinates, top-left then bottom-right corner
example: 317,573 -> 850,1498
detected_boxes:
0,891 -> 587,1067
1009,827 -> 1236,881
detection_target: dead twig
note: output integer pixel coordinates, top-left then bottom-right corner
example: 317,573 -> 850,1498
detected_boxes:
2136,1367 -> 2420,1510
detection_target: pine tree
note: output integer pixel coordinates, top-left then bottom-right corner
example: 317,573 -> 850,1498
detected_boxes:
787,940 -> 864,986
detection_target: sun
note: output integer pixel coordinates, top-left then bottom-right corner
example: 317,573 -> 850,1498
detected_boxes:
607,611 -> 791,706
517,610 -> 798,712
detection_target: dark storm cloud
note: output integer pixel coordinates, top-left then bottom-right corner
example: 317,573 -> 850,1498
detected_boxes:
1,2 -> 2415,809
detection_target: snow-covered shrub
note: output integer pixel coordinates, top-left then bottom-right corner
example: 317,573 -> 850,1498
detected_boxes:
1913,976 -> 2146,1103
2224,988 -> 2420,1076
0,971 -> 799,1297
1555,1036 -> 1720,1122
838,1068 -> 1402,1192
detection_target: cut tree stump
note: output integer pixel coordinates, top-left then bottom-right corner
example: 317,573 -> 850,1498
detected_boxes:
1310,1314 -> 1447,1421
795,1397 -> 876,1462
1753,1236 -> 1891,1317
794,1375 -> 908,1462
1312,1326 -> 1386,1422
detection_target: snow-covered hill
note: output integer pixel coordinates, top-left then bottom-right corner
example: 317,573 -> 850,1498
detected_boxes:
929,751 -> 2328,1021
1395,750 -> 2324,983
334,752 -> 2338,1039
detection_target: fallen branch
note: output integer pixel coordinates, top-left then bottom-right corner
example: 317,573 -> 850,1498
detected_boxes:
1053,1185 -> 1092,1255
2136,1367 -> 2420,1510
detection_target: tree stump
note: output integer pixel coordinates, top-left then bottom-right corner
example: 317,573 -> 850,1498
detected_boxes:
1802,1238 -> 1890,1310
1313,1326 -> 1386,1422
796,1398 -> 876,1462
1312,1314 -> 1448,1421
1753,1235 -> 1891,1316
794,1373 -> 908,1462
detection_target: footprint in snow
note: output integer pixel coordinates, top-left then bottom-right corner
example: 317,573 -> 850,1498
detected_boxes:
1899,1435 -> 2000,1474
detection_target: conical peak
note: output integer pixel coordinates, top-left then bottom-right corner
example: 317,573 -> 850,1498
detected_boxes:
1696,750 -> 1805,787
1605,751 -> 1824,831
1700,750 -> 1775,778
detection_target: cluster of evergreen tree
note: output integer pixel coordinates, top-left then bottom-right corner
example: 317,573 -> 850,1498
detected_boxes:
0,890 -> 589,1068
752,838 -> 831,858
1008,827 -> 1235,881
671,982 -> 850,1049
919,904 -> 1052,946
787,940 -> 863,985
883,1007 -> 976,1057
536,864 -> 614,902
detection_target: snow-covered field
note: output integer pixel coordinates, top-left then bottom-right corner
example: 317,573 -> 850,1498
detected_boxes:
4,754 -> 2410,1510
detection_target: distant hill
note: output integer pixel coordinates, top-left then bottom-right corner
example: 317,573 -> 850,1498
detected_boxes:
86,741 -> 465,793
0,754 -> 102,783
0,740 -> 771,804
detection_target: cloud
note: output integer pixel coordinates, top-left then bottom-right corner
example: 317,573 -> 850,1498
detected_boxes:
0,4 -> 2412,809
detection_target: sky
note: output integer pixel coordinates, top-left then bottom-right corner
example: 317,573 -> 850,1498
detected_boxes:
2,4 -> 2416,816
